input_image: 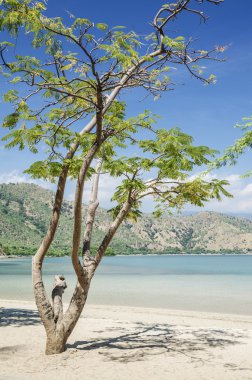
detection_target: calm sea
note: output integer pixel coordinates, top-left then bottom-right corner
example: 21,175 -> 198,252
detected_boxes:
0,255 -> 252,315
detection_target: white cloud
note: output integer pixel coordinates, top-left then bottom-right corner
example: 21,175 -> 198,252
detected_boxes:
240,183 -> 252,195
0,171 -> 29,184
224,174 -> 241,184
0,170 -> 54,190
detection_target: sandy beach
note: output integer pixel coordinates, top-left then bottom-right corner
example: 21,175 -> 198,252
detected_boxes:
0,300 -> 252,380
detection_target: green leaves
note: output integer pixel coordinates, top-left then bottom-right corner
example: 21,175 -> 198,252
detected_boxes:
213,116 -> 252,173
138,127 -> 216,180
100,30 -> 140,69
24,161 -> 62,181
2,112 -> 19,129
96,23 -> 108,31
4,89 -> 18,102
206,74 -> 217,85
73,18 -> 92,27
163,36 -> 185,50
10,76 -> 21,83
34,2 -> 46,11
108,204 -> 142,222
0,40 -> 14,47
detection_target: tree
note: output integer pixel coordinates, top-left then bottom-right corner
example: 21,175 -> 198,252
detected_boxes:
0,0 -> 228,354
214,116 -> 252,175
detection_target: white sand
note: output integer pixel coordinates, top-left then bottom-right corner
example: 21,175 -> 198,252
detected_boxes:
1,299 -> 252,380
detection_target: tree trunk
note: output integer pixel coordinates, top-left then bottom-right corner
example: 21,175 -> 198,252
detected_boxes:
45,330 -> 67,355
52,275 -> 67,323
34,270 -> 91,355
44,277 -> 91,354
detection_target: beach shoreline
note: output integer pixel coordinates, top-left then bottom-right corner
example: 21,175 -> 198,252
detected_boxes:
1,299 -> 252,380
1,251 -> 252,260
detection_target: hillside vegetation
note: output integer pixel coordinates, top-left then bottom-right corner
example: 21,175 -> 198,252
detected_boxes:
1,183 -> 252,256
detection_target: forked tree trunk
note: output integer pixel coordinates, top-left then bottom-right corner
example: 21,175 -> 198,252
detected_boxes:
32,158 -> 132,355
46,279 -> 91,355
33,199 -> 132,355
33,257 -> 92,355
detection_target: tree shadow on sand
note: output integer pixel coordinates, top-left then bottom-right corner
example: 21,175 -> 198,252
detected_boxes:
67,322 -> 246,363
0,307 -> 41,327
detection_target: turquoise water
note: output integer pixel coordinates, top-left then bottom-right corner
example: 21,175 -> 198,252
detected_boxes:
0,255 -> 252,315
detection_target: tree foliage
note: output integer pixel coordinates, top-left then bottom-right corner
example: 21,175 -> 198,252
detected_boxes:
213,116 -> 252,177
0,0 -> 228,227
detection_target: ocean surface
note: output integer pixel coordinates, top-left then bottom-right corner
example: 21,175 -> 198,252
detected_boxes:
0,255 -> 252,315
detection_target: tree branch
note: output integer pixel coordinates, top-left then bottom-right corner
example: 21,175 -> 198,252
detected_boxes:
82,158 -> 102,266
71,143 -> 101,289
92,199 -> 133,271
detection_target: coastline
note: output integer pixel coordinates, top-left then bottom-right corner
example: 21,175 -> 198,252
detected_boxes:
1,251 -> 252,259
1,299 -> 252,379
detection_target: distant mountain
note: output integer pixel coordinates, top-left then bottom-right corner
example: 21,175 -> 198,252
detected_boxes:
0,183 -> 252,256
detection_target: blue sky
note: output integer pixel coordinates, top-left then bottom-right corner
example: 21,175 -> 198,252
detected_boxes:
0,0 -> 252,214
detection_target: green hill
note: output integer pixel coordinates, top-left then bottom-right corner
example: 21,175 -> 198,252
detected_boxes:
1,183 -> 252,256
